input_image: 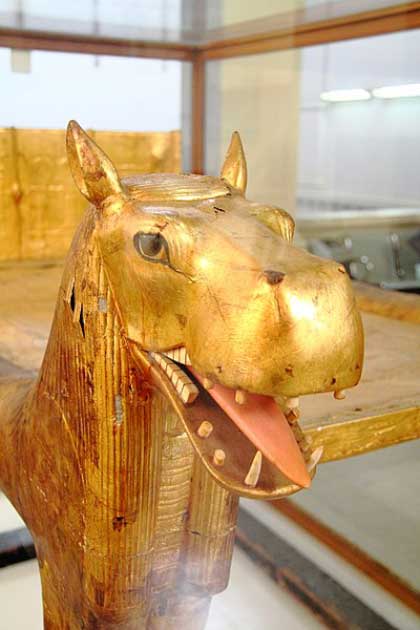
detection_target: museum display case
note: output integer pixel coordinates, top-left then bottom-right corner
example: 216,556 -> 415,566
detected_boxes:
0,2 -> 419,628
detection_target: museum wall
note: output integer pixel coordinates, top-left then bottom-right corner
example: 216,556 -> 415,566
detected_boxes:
0,49 -> 182,131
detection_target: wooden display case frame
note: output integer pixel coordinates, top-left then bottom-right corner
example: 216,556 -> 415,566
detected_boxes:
1,2 -> 420,173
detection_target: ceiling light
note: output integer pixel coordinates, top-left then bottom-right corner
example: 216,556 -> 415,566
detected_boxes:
372,83 -> 420,99
320,89 -> 371,103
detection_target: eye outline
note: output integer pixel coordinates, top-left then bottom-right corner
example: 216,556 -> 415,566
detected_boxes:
133,231 -> 170,265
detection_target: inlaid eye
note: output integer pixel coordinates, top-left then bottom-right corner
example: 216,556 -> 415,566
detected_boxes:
133,232 -> 169,263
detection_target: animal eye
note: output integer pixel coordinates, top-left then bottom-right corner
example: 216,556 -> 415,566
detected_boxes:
133,232 -> 169,263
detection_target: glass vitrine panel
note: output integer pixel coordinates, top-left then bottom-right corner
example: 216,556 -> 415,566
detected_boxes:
206,28 -> 420,288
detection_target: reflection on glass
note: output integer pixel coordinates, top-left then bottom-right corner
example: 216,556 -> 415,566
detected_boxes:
298,30 -> 420,215
297,30 -> 420,291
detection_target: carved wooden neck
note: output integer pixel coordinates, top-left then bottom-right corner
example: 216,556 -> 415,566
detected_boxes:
7,208 -> 238,628
31,209 -> 162,622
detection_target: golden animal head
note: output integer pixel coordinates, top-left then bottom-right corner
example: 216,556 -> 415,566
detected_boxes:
66,120 -> 364,500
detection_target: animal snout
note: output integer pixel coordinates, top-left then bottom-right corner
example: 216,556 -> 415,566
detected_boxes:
263,269 -> 285,285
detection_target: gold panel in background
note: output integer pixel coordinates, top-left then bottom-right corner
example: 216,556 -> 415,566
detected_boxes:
0,129 -> 20,260
0,128 -> 181,262
91,129 -> 180,178
16,129 -> 86,261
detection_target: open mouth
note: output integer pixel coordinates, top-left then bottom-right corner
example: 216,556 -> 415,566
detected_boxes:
143,346 -> 325,500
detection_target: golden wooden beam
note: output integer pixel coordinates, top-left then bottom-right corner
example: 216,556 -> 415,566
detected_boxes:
306,404 -> 420,463
301,286 -> 420,462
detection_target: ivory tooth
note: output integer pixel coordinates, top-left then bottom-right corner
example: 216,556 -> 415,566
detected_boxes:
161,347 -> 192,366
176,378 -> 185,395
157,356 -> 167,368
307,446 -> 324,472
213,449 -> 226,466
203,378 -> 214,390
159,355 -> 169,370
170,370 -> 180,388
154,353 -> 198,404
151,352 -> 163,366
244,451 -> 262,487
181,382 -> 199,404
334,389 -> 346,400
197,421 -> 213,438
235,390 -> 247,405
285,397 -> 299,409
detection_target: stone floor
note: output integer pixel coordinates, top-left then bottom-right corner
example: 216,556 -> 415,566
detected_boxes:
0,547 -> 324,630
1,487 -> 420,629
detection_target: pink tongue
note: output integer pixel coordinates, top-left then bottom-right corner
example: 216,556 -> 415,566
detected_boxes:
192,370 -> 311,489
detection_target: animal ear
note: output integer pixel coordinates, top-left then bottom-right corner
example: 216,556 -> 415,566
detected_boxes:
66,120 -> 125,206
220,131 -> 247,194
252,207 -> 295,243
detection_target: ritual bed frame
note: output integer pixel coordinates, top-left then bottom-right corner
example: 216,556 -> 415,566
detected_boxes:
0,0 -> 419,622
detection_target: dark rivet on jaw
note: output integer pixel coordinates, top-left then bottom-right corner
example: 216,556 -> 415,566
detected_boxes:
263,270 -> 285,285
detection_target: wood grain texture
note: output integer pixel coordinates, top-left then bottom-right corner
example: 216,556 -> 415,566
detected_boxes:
354,280 -> 420,324
0,210 -> 235,628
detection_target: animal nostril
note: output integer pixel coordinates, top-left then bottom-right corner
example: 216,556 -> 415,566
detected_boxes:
263,270 -> 285,285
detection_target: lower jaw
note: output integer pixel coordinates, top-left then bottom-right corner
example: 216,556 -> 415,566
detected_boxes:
136,348 -> 322,500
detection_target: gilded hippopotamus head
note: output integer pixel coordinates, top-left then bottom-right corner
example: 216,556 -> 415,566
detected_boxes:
66,121 -> 364,500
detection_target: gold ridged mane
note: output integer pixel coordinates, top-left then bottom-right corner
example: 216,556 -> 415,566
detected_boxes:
124,173 -> 230,202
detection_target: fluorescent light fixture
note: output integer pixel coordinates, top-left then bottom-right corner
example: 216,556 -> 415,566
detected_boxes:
320,89 -> 371,103
372,83 -> 420,99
